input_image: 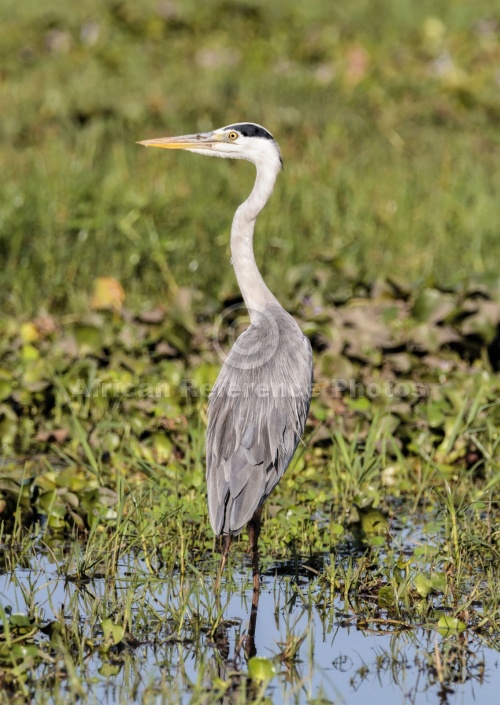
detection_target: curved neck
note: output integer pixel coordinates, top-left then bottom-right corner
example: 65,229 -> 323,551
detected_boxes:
230,160 -> 281,321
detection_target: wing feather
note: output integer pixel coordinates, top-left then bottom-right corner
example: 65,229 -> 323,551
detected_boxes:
206,306 -> 312,536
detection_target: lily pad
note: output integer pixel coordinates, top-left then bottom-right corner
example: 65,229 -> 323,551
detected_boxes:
248,656 -> 276,683
100,619 -> 125,652
437,615 -> 466,634
414,572 -> 446,597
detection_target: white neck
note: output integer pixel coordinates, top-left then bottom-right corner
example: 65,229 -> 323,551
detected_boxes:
230,158 -> 281,322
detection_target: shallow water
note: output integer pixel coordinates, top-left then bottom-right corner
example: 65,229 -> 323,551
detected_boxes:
0,548 -> 497,704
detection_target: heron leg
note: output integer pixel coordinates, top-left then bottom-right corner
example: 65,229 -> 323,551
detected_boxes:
247,507 -> 262,593
244,583 -> 260,659
216,534 -> 232,592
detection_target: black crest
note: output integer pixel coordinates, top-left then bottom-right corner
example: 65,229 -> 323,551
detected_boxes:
226,123 -> 274,140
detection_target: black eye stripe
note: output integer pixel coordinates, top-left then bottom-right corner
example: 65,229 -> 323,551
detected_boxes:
226,123 -> 274,140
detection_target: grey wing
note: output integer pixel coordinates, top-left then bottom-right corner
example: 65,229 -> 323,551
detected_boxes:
206,310 -> 312,536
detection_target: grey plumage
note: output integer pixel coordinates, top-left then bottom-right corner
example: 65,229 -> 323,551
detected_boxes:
207,305 -> 312,535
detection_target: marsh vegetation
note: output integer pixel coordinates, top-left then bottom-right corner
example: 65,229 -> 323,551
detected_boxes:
1,0 -> 500,702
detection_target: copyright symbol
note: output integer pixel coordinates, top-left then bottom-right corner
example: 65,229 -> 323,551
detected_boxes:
212,303 -> 280,371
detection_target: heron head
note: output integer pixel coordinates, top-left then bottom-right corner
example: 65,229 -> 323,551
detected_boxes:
137,122 -> 283,170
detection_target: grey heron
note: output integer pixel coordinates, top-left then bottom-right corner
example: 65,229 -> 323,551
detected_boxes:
138,122 -> 313,592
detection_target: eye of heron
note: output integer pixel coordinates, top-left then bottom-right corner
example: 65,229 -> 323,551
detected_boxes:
227,131 -> 239,141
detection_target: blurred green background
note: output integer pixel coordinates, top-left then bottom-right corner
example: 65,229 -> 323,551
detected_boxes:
1,0 -> 499,316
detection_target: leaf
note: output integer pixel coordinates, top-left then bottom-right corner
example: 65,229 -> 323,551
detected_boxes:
330,523 -> 344,537
0,404 -> 18,448
100,619 -> 124,651
437,615 -> 466,634
414,573 -> 432,597
430,573 -> 447,593
99,662 -> 122,677
41,621 -> 65,641
20,322 -> 39,343
151,433 -> 173,461
378,585 -> 395,608
347,396 -> 371,412
21,344 -> 39,361
423,401 -> 447,428
9,613 -> 31,628
73,324 -> 105,355
248,656 -> 276,683
91,277 -> 125,311
359,507 -> 388,535
319,351 -> 354,379
38,490 -> 58,514
0,377 -> 12,402
412,289 -> 455,323
11,644 -> 40,662
81,487 -> 118,528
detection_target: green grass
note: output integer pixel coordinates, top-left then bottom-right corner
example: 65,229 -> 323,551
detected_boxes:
1,0 -> 500,702
1,0 -> 500,315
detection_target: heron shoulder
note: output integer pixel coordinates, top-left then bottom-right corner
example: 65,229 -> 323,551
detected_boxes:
213,304 -> 311,383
